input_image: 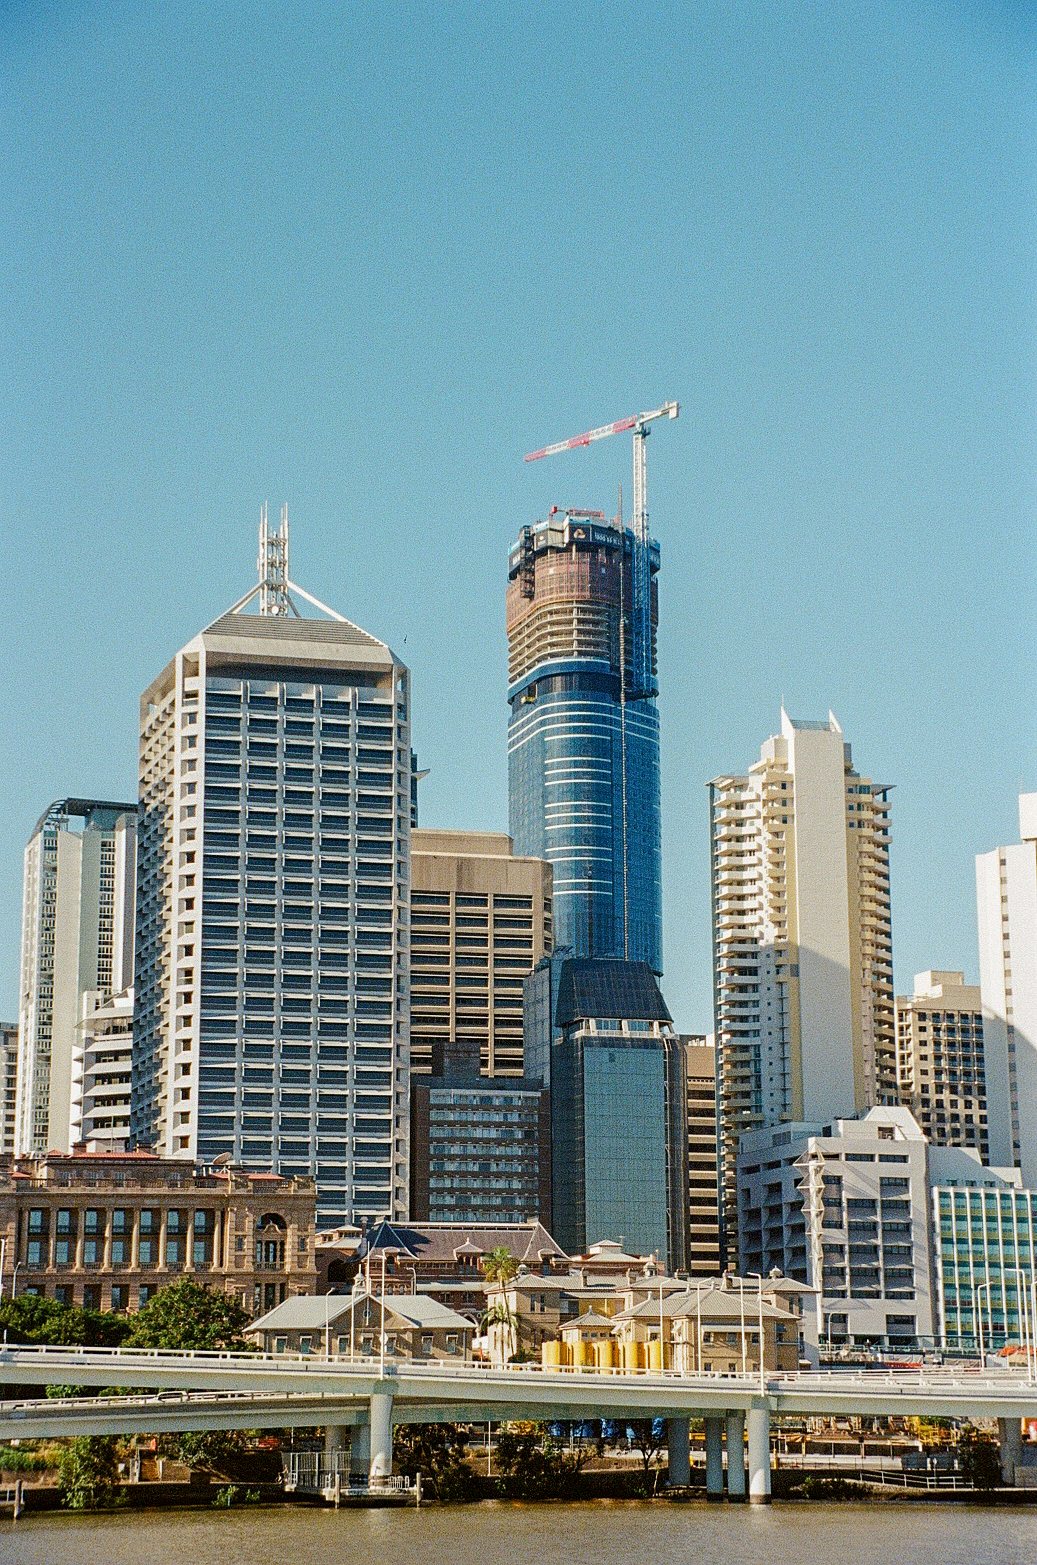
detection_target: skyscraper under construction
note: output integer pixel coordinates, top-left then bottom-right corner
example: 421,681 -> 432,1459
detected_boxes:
506,506 -> 662,973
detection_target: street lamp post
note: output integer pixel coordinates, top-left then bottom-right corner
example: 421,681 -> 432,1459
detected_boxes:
738,1278 -> 747,1376
1006,1268 -> 1033,1381
748,1273 -> 766,1393
380,1251 -> 387,1376
974,1280 -> 991,1365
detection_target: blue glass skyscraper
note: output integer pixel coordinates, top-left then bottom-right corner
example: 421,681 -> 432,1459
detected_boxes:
506,507 -> 662,972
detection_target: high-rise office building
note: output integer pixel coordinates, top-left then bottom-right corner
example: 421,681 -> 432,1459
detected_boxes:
408,829 -> 552,1223
895,971 -> 987,1160
709,711 -> 893,1254
16,799 -> 136,1155
976,793 -> 1037,1181
507,508 -> 662,972
130,515 -> 411,1229
410,829 -> 552,1078
683,1037 -> 721,1278
525,954 -> 685,1267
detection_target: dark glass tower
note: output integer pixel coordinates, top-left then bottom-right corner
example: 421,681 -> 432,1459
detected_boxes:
506,508 -> 662,972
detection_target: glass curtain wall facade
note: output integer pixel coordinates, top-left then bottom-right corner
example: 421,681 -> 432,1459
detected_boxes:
507,511 -> 662,973
132,606 -> 411,1230
524,954 -> 685,1267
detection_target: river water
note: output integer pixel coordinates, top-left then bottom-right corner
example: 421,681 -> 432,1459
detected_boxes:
5,1500 -> 1037,1565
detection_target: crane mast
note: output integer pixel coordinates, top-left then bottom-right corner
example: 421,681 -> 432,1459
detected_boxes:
524,399 -> 677,698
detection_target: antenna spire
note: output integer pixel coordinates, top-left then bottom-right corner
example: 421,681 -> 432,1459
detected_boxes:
258,503 -> 292,615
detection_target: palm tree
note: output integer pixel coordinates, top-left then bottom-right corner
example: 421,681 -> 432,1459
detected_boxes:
482,1247 -> 520,1363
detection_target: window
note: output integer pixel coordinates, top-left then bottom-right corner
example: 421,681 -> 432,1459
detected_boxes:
111,1285 -> 130,1312
420,1333 -> 434,1356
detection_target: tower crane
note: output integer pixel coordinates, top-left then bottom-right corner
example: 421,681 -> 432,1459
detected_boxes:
524,400 -> 678,698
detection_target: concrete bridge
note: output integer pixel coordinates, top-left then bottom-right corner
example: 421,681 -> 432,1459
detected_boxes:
3,1345 -> 1036,1503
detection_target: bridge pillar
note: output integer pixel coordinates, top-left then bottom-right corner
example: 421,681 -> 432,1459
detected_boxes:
999,1417 -> 1023,1486
747,1405 -> 771,1505
704,1417 -> 725,1499
351,1420 -> 371,1476
667,1417 -> 690,1487
369,1391 -> 394,1485
725,1411 -> 745,1501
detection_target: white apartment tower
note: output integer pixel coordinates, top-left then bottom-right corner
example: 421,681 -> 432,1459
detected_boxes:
709,711 -> 893,1253
131,513 -> 411,1229
976,793 -> 1037,1182
16,800 -> 136,1155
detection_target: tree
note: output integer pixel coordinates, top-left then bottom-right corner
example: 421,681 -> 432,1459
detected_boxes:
58,1436 -> 121,1510
393,1423 -> 479,1501
494,1421 -> 582,1500
625,1417 -> 667,1474
957,1424 -> 1002,1490
125,1279 -> 252,1351
482,1248 -> 520,1362
0,1293 -> 131,1348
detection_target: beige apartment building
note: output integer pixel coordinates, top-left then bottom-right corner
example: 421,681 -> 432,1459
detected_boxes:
684,1038 -> 721,1277
895,971 -> 987,1160
0,1149 -> 317,1315
410,829 -> 552,1077
709,711 -> 893,1255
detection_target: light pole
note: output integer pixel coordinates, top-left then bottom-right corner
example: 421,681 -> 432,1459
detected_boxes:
1006,1268 -> 1033,1380
974,1280 -> 991,1365
748,1273 -> 766,1393
738,1278 -> 747,1376
379,1251 -> 387,1376
658,1277 -> 665,1373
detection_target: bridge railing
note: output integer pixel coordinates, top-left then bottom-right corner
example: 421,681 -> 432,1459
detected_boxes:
1,1344 -> 1035,1395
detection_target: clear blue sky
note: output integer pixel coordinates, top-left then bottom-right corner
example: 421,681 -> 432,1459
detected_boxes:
1,0 -> 1033,1032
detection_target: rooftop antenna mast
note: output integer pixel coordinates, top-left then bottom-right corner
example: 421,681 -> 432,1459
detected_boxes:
258,502 -> 293,615
222,506 -> 349,622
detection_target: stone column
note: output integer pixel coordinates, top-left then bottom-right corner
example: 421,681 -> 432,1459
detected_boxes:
324,1424 -> 347,1490
185,1212 -> 196,1273
369,1391 -> 394,1484
667,1417 -> 691,1487
726,1410 -> 746,1501
705,1417 -> 725,1499
999,1417 -> 1023,1486
351,1420 -> 371,1479
747,1404 -> 771,1504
